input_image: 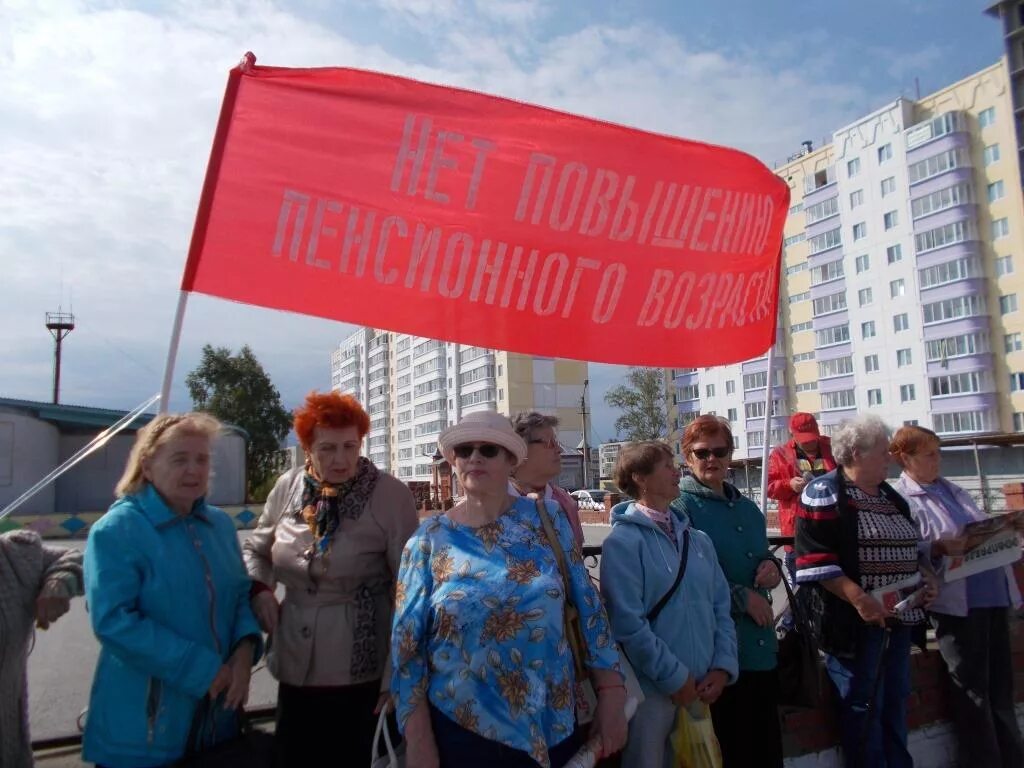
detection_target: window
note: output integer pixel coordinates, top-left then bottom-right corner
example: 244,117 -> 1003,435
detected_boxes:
789,202 -> 804,214
1000,294 -> 1018,314
806,196 -> 840,223
821,389 -> 856,410
815,324 -> 851,347
460,388 -> 495,407
789,291 -> 810,304
993,218 -> 1010,239
812,292 -> 847,316
678,384 -> 699,400
413,357 -> 441,376
397,428 -> 412,441
927,332 -> 988,361
979,107 -> 995,128
897,349 -> 912,367
796,382 -> 818,392
919,256 -> 978,288
865,354 -> 879,372
810,259 -> 845,285
852,222 -> 867,241
1015,413 -> 1024,432
881,177 -> 896,196
988,180 -> 1005,203
931,372 -> 984,396
855,254 -> 870,273
397,392 -> 412,406
911,183 -> 972,220
933,411 -> 987,434
888,279 -> 904,298
726,380 -> 736,394
997,255 -> 1014,276
915,221 -> 971,254
706,384 -> 715,398
413,398 -> 445,417
791,321 -> 813,333
887,244 -> 903,264
747,431 -> 765,449
908,148 -> 966,184
847,158 -> 861,177
868,389 -> 883,406
397,373 -> 411,388
458,364 -> 495,387
849,190 -> 864,208
862,321 -> 876,339
984,144 -> 1001,166
784,232 -> 807,246
786,261 -> 809,275
818,356 -> 854,378
858,287 -> 873,307
894,313 -> 909,332
793,351 -> 816,362
808,227 -> 842,255
1006,333 -> 1023,353
877,143 -> 893,163
720,407 -> 735,423
900,384 -> 916,402
923,295 -> 984,323
883,211 -> 899,230
460,346 -> 488,364
1010,373 -> 1024,392
745,400 -> 784,419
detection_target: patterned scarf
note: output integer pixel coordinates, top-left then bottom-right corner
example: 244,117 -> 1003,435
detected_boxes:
299,456 -> 380,560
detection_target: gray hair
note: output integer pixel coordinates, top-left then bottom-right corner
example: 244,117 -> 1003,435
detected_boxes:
511,411 -> 559,440
831,414 -> 892,467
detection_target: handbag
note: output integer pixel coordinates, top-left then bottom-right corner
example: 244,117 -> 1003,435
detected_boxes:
670,702 -> 722,768
174,695 -> 275,768
773,558 -> 824,709
370,706 -> 406,768
534,500 -> 644,725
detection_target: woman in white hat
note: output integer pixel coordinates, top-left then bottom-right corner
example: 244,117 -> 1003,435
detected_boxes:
391,411 -> 626,768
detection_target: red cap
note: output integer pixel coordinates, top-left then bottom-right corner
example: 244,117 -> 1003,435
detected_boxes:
789,412 -> 820,442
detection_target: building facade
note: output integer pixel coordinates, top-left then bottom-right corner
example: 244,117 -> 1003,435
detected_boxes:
665,58 -> 1024,453
331,329 -> 590,483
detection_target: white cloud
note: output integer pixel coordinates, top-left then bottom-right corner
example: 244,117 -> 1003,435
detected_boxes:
0,0 -> 878,426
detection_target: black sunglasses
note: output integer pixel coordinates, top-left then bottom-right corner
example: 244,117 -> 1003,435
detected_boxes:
691,447 -> 731,460
453,443 -> 502,459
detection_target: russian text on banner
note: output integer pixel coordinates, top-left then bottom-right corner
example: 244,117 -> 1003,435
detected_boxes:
181,56 -> 791,367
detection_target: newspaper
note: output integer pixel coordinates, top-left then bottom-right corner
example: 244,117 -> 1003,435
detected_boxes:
870,572 -> 923,614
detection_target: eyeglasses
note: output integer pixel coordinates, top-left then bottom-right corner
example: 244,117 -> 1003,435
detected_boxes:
691,447 -> 731,461
528,437 -> 560,449
453,443 -> 502,459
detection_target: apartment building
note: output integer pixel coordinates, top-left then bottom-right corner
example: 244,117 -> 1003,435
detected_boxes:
331,329 -> 590,482
667,57 -> 1024,450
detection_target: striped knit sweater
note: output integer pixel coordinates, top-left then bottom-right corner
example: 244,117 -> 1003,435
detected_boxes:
0,531 -> 83,768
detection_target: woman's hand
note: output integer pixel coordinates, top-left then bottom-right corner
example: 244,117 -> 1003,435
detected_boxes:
222,641 -> 254,710
852,592 -> 889,627
696,670 -> 728,705
251,590 -> 280,634
754,560 -> 782,589
374,690 -> 391,715
405,702 -> 440,768
670,676 -> 699,707
35,593 -> 70,630
921,572 -> 940,609
745,590 -> 774,627
589,685 -> 628,758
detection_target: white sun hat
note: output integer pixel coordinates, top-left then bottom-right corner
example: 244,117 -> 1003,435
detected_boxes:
438,411 -> 528,466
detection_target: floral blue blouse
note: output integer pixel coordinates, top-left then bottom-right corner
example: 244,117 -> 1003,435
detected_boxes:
391,496 -> 620,766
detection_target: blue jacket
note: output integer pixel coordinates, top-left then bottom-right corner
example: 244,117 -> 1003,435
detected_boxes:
82,485 -> 263,767
599,501 -> 738,697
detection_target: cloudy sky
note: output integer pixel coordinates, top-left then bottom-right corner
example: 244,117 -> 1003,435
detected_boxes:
0,0 -> 999,443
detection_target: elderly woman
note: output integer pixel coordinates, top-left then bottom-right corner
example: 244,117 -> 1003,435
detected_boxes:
891,425 -> 1024,768
243,391 -> 418,764
601,439 -> 738,768
795,414 -> 935,768
675,415 -> 782,768
83,413 -> 263,767
392,411 -> 625,768
510,412 -> 584,549
1,530 -> 82,768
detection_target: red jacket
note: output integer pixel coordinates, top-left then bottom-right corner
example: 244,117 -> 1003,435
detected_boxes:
766,437 -> 836,536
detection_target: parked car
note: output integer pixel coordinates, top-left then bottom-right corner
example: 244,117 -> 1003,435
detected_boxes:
571,489 -> 608,511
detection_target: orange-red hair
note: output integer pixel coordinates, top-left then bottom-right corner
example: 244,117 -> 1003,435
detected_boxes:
681,414 -> 735,454
294,391 -> 370,450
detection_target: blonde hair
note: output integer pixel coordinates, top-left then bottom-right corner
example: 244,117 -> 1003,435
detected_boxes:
115,412 -> 222,497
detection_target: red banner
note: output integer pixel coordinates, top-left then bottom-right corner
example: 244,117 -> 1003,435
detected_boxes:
182,56 -> 789,367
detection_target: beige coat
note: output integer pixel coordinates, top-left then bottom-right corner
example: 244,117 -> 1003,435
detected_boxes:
243,467 -> 418,688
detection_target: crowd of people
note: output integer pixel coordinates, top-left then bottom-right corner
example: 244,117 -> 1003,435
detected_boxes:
2,396 -> 1023,768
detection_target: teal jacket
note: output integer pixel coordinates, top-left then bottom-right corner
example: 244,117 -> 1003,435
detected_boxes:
599,501 -> 738,697
677,476 -> 778,672
82,485 -> 263,767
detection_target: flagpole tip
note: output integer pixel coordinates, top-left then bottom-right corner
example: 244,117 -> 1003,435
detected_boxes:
239,51 -> 256,72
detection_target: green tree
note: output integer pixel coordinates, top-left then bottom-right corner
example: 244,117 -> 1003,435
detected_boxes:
604,367 -> 667,441
186,345 -> 291,501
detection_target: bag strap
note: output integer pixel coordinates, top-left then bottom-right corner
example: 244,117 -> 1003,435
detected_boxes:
648,528 -> 690,624
184,694 -> 250,755
372,705 -> 398,765
535,499 -> 573,601
770,556 -> 813,632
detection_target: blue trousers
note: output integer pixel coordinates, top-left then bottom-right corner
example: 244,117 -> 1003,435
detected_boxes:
824,624 -> 912,768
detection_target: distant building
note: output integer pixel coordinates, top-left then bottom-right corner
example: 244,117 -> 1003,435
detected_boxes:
598,441 -> 627,488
